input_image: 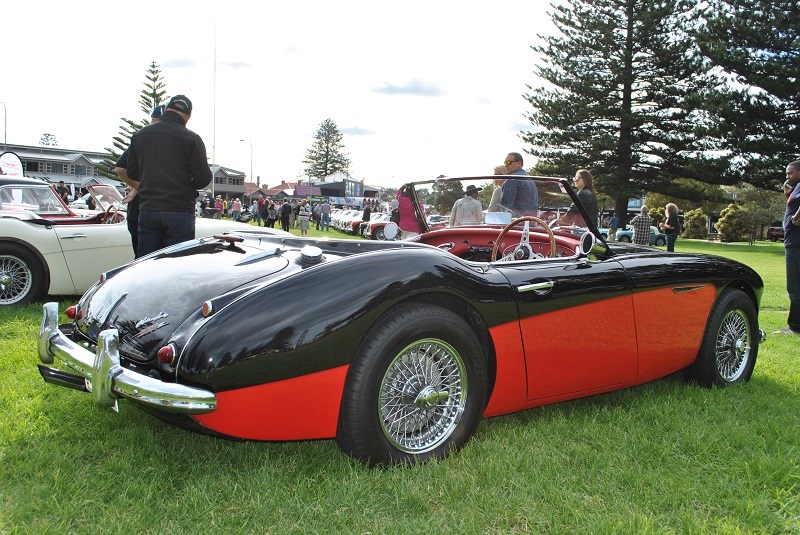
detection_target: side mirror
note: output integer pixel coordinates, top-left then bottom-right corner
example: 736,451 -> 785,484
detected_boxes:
579,231 -> 607,257
383,222 -> 399,240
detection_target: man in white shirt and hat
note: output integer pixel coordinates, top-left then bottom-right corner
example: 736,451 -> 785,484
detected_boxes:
449,184 -> 484,227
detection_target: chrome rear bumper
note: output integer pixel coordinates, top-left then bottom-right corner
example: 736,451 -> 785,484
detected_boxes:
37,302 -> 216,415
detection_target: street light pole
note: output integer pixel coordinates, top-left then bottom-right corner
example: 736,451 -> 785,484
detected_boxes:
0,101 -> 7,150
240,139 -> 253,182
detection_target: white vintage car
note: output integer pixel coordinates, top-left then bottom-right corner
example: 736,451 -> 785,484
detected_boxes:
0,176 -> 286,305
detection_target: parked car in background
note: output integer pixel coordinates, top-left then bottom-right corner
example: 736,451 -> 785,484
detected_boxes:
362,212 -> 392,240
601,225 -> 666,246
0,176 -> 286,305
767,222 -> 784,242
35,175 -> 764,467
426,214 -> 448,231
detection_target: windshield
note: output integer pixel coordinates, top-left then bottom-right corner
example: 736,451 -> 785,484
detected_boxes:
407,176 -> 596,235
0,184 -> 70,215
87,185 -> 124,211
384,176 -> 603,263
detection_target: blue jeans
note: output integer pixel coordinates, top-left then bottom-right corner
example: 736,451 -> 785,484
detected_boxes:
321,213 -> 331,231
138,210 -> 196,258
786,246 -> 800,331
666,233 -> 677,252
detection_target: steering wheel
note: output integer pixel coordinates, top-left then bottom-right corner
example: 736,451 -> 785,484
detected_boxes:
102,204 -> 119,224
491,216 -> 557,262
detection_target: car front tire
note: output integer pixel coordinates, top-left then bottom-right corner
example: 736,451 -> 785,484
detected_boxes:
0,243 -> 47,305
686,288 -> 758,387
336,303 -> 487,466
655,237 -> 666,246
619,235 -> 631,242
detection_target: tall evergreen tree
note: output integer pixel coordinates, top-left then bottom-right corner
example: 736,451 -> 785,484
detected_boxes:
523,0 -> 718,222
96,62 -> 168,179
695,0 -> 800,189
39,133 -> 58,146
303,119 -> 351,180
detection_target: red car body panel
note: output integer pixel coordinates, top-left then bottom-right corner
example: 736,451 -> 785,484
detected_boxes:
192,365 -> 349,440
631,284 -> 716,382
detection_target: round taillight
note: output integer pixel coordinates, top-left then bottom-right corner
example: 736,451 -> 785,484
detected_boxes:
65,306 -> 76,319
157,344 -> 177,365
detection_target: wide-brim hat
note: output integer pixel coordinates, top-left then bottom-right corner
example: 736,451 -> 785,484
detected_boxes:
465,185 -> 483,194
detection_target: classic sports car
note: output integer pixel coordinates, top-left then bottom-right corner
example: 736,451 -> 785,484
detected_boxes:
1,176 -> 282,305
362,212 -> 392,240
35,176 -> 764,466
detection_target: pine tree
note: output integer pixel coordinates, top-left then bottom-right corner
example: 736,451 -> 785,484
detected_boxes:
39,133 -> 58,146
96,62 -> 168,179
695,0 -> 800,189
523,0 -> 718,224
303,119 -> 351,179
431,181 -> 464,216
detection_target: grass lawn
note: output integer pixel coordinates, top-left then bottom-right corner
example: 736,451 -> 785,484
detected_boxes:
1,235 -> 798,533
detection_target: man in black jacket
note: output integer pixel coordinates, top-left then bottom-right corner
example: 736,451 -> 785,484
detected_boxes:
127,95 -> 211,257
114,104 -> 165,257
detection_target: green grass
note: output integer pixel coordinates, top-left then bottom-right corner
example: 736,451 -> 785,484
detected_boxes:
1,237 -> 798,534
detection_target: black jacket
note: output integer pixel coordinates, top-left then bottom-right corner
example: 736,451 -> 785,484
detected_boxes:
127,111 -> 211,212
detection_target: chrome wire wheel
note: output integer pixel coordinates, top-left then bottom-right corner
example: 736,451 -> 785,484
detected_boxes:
0,254 -> 33,305
716,309 -> 751,382
378,338 -> 467,454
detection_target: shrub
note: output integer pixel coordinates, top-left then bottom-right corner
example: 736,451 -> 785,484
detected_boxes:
714,203 -> 751,242
682,208 -> 708,239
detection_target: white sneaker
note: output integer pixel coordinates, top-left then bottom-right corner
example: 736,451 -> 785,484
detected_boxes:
772,327 -> 800,335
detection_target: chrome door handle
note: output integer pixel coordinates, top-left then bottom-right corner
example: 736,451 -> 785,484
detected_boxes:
517,281 -> 554,294
60,234 -> 88,240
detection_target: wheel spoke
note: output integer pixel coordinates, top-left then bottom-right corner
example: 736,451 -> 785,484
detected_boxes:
379,338 -> 468,454
0,255 -> 34,305
715,309 -> 751,382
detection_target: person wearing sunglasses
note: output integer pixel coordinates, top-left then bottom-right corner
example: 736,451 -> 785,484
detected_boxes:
500,152 -> 538,216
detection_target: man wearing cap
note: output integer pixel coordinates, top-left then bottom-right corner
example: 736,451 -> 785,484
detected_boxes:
114,104 -> 166,256
126,95 -> 212,257
449,184 -> 484,227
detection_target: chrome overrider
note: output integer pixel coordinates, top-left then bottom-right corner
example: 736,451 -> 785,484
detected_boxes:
37,302 -> 216,414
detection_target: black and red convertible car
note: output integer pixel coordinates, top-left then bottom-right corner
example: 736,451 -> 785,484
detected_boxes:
36,176 -> 764,466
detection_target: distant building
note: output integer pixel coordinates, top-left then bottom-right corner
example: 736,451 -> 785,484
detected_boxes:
308,171 -> 379,201
209,164 -> 246,201
1,142 -> 246,200
3,143 -> 112,193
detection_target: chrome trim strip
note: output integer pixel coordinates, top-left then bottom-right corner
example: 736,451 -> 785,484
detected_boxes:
671,285 -> 706,294
38,302 -> 216,414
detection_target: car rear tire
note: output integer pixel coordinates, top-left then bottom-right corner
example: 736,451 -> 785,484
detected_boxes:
686,288 -> 758,387
336,303 -> 487,466
374,228 -> 386,240
655,237 -> 666,246
0,243 -> 47,305
619,235 -> 631,242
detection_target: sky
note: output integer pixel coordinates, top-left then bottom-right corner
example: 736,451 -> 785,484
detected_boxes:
2,1 -> 558,189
